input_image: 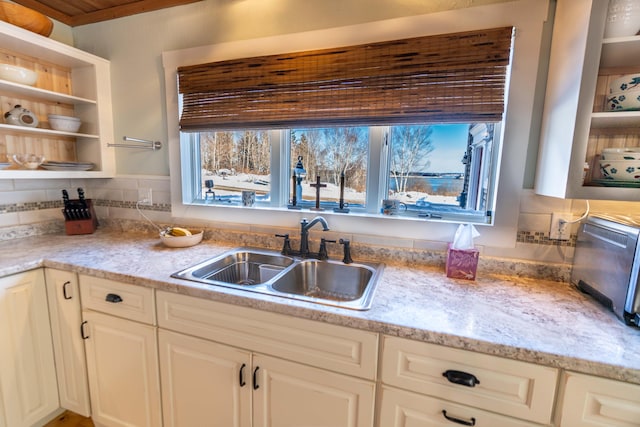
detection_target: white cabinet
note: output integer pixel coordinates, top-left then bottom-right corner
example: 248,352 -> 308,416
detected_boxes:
156,290 -> 377,427
558,371 -> 640,426
380,335 -> 558,425
536,0 -> 640,200
0,269 -> 59,426
253,354 -> 375,427
158,329 -> 251,427
79,275 -> 161,427
45,268 -> 91,417
0,21 -> 115,178
379,386 -> 542,427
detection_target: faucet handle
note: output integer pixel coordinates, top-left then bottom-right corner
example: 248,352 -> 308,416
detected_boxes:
275,234 -> 292,255
318,238 -> 337,260
339,238 -> 353,264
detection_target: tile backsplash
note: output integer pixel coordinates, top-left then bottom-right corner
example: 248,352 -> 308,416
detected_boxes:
1,175 -> 638,268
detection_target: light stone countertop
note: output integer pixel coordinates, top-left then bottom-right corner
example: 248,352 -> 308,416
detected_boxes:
2,229 -> 639,385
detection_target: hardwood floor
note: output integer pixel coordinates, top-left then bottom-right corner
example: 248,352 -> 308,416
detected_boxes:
44,411 -> 94,427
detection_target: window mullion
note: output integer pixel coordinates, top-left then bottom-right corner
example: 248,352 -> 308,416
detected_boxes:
365,126 -> 389,214
271,129 -> 289,207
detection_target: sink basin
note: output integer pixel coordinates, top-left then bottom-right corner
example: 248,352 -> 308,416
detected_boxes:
171,247 -> 383,310
172,248 -> 295,286
270,260 -> 377,306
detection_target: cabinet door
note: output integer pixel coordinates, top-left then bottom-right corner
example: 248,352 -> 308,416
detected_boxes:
379,386 -> 542,427
0,269 -> 59,427
253,354 -> 375,427
559,371 -> 640,426
159,329 -> 251,427
83,310 -> 161,427
45,268 -> 91,417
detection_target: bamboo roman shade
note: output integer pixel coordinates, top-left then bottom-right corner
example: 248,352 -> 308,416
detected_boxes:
178,27 -> 514,130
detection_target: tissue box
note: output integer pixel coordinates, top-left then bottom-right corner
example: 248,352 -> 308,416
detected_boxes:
446,243 -> 479,280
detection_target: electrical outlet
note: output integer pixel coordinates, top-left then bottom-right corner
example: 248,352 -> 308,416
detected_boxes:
550,212 -> 572,240
138,188 -> 152,206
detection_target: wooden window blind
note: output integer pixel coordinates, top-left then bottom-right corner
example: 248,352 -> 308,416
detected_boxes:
177,27 -> 514,131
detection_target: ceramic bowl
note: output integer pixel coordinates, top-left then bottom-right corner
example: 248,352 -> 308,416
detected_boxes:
601,147 -> 640,160
11,153 -> 45,170
0,64 -> 37,85
599,159 -> 640,181
48,114 -> 81,132
609,73 -> 640,94
160,229 -> 203,248
604,0 -> 640,38
606,89 -> 640,111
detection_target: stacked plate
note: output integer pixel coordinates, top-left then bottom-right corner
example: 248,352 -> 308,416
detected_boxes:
41,161 -> 95,171
0,162 -> 10,170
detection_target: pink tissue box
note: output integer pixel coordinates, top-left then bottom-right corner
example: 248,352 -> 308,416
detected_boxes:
446,243 -> 479,280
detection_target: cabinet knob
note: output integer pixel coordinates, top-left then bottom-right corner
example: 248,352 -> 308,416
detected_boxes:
442,370 -> 480,387
105,293 -> 123,303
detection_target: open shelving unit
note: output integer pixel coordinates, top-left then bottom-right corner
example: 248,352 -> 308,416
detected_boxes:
0,21 -> 115,179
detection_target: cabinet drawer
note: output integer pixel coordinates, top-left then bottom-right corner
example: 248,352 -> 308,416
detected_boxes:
381,336 -> 558,424
379,386 -> 543,427
79,274 -> 155,324
156,290 -> 378,380
559,371 -> 640,426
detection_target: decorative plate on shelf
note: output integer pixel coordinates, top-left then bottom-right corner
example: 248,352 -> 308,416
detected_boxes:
591,178 -> 640,188
40,161 -> 95,171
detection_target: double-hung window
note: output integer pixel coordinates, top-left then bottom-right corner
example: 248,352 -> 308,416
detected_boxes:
175,27 -> 513,224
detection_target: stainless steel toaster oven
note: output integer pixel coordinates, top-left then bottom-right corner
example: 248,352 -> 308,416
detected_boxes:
571,214 -> 640,327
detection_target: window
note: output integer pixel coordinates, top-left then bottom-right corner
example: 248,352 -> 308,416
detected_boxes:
290,127 -> 369,210
182,121 -> 498,222
197,131 -> 271,205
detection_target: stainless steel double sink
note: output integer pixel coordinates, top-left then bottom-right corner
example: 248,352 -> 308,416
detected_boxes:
171,247 -> 384,310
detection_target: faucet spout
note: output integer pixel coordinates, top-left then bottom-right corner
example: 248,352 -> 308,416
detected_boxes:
303,216 -> 329,232
299,216 -> 330,257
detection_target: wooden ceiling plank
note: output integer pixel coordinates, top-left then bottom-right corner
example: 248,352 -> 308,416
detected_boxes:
9,0 -> 74,25
70,0 -> 204,26
8,0 -> 204,27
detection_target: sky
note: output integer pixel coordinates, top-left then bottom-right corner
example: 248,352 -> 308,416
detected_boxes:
423,124 -> 468,173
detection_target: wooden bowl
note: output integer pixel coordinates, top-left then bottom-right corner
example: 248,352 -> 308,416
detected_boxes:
0,2 -> 53,37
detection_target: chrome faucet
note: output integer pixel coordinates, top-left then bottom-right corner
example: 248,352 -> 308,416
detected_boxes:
299,216 -> 329,257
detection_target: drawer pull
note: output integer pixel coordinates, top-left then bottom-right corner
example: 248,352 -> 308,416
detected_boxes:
105,293 -> 123,303
442,370 -> 480,387
442,410 -> 476,426
253,366 -> 260,390
80,321 -> 89,339
239,363 -> 246,387
62,281 -> 72,300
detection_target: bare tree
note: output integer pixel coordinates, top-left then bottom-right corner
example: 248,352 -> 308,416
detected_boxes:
322,127 -> 367,188
390,126 -> 435,193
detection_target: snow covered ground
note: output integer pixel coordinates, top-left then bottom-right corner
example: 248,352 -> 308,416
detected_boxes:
203,171 -> 458,205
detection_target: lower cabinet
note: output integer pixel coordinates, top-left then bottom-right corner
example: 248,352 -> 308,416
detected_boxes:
158,329 -> 251,426
558,371 -> 640,426
45,268 -> 91,417
156,290 -> 377,427
0,269 -> 59,427
379,386 -> 543,427
380,335 -> 559,426
80,275 -> 161,427
252,354 -> 375,427
159,329 -> 375,427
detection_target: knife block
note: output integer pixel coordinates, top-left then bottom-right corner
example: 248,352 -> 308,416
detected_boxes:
64,199 -> 98,235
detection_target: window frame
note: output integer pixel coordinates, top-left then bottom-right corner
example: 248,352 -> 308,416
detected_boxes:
162,0 -> 550,247
180,124 -> 499,223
